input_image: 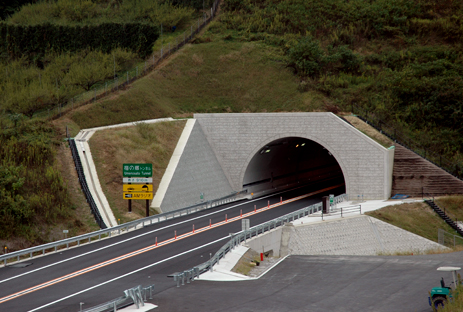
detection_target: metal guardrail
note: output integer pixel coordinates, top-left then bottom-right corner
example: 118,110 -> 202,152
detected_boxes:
70,138 -> 107,229
81,284 -> 155,312
0,189 -> 248,266
173,193 -> 351,285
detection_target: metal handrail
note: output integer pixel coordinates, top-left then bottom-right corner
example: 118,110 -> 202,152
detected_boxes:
173,193 -> 350,285
0,189 -> 248,266
323,204 -> 361,220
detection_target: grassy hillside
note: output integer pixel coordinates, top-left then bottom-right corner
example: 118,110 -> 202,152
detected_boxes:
366,201 -> 463,246
88,120 -> 186,223
68,40 -> 325,128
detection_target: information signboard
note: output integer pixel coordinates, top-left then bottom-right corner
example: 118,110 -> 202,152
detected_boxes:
123,177 -> 153,183
123,192 -> 154,200
123,164 -> 152,177
123,184 -> 153,192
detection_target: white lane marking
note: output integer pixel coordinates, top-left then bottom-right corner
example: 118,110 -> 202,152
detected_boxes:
0,186 -> 317,284
26,236 -> 230,312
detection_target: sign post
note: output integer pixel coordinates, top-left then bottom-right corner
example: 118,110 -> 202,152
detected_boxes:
123,163 -> 153,216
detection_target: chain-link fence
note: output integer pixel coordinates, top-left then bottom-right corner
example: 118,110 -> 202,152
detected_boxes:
46,0 -> 220,123
438,228 -> 463,248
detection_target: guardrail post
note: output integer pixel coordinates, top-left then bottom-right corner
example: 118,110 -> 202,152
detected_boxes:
341,208 -> 343,218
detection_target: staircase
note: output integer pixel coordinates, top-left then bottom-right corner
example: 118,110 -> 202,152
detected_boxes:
392,144 -> 463,197
424,199 -> 463,237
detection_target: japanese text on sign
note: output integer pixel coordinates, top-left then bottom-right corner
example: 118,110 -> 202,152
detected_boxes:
123,163 -> 152,177
123,192 -> 154,200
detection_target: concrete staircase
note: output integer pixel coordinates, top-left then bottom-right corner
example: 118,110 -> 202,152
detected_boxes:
424,200 -> 463,236
392,144 -> 463,197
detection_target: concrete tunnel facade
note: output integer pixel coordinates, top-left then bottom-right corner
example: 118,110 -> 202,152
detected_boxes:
152,113 -> 395,213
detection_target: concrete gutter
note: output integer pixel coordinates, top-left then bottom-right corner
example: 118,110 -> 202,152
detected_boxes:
75,130 -> 117,228
74,117 -> 179,228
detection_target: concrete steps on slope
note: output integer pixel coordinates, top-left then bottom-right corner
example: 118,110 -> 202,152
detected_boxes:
392,144 -> 463,197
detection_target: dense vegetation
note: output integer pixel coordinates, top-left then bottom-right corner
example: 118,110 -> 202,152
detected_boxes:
0,120 -> 69,242
220,0 -> 463,164
0,0 -> 200,248
2,0 -> 463,248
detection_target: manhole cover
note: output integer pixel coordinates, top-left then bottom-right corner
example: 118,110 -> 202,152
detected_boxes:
9,263 -> 32,268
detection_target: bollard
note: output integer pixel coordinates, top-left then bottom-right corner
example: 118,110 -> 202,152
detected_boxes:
240,209 -> 242,217
268,200 -> 269,208
192,224 -> 195,233
155,237 -> 157,246
226,214 -> 227,222
175,230 -> 177,239
210,219 -> 212,227
254,205 -> 256,212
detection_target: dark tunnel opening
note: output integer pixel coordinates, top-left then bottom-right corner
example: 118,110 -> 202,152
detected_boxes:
242,137 -> 346,194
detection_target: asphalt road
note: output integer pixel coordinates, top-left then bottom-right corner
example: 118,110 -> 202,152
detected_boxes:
0,183 -> 342,312
155,252 -> 463,312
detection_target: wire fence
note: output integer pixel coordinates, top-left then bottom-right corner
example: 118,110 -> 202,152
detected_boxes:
352,104 -> 463,181
45,0 -> 220,122
438,228 -> 463,248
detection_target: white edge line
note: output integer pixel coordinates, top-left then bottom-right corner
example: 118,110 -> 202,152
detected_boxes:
0,187 -> 304,284
27,236 -> 229,312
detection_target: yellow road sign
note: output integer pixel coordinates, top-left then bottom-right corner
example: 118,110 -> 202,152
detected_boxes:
123,184 -> 153,192
123,192 -> 153,200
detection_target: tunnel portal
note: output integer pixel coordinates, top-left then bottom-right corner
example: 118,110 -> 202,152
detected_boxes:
243,137 -> 345,194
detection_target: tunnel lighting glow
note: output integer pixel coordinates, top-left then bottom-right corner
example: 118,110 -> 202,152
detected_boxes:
296,144 -> 299,148
301,143 -> 306,146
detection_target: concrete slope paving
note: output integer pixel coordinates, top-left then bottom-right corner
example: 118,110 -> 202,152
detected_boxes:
287,215 -> 444,256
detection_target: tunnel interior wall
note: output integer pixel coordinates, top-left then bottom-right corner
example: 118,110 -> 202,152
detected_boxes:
243,137 -> 345,195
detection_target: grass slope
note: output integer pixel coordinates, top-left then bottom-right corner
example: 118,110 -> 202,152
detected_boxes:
69,40 -> 326,128
88,120 -> 186,223
366,201 -> 463,246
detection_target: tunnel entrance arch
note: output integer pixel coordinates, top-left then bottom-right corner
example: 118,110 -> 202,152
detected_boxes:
242,136 -> 346,194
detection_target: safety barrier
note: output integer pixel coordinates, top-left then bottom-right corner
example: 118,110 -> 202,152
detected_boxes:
172,193 -> 349,285
69,138 -> 107,229
81,284 -> 155,312
0,188 -> 247,267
